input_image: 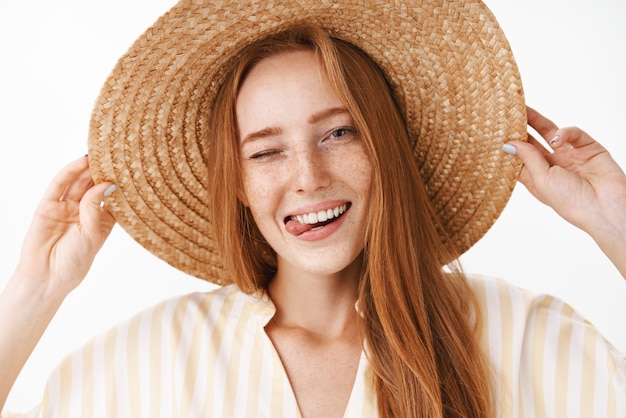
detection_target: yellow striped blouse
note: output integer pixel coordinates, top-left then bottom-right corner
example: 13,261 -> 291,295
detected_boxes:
3,275 -> 625,417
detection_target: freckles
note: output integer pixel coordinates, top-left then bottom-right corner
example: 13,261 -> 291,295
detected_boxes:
242,175 -> 276,210
353,157 -> 372,177
341,150 -> 373,188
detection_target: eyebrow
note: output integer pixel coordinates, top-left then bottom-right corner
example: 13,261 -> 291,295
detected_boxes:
241,126 -> 283,146
307,106 -> 350,125
241,106 -> 350,146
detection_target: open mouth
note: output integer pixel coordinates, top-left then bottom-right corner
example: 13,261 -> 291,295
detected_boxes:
284,203 -> 351,235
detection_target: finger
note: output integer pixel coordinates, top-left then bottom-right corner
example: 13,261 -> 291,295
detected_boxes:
60,167 -> 94,204
526,131 -> 554,158
527,106 -> 559,143
79,182 -> 117,241
549,126 -> 601,151
41,156 -> 90,203
504,140 -> 550,195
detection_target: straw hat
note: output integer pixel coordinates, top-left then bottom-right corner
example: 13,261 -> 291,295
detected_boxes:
88,0 -> 526,284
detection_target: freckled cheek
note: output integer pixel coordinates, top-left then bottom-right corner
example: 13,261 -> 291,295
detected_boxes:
338,151 -> 373,195
241,171 -> 281,219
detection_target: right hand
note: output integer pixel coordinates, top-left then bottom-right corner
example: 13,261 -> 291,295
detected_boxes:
12,156 -> 116,299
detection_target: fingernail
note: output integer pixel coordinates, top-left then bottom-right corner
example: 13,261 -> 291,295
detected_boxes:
502,143 -> 517,155
549,135 -> 560,144
104,184 -> 117,197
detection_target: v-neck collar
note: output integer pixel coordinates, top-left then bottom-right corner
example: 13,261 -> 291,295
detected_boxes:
246,290 -> 378,417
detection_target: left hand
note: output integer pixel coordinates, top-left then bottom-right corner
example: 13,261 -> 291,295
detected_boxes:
506,106 -> 626,277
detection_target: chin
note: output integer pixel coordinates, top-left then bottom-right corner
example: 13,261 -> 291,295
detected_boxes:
292,251 -> 364,277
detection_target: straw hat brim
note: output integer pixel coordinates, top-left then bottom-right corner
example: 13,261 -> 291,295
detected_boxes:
88,0 -> 526,284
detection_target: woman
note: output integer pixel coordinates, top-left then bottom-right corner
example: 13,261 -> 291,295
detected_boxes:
1,1 -> 625,417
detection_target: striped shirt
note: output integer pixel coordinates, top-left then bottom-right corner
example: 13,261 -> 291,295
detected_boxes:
2,275 -> 625,417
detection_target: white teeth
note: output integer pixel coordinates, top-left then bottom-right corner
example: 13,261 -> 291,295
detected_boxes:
291,204 -> 347,225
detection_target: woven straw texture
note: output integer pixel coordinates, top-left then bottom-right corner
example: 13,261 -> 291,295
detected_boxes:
88,0 -> 526,284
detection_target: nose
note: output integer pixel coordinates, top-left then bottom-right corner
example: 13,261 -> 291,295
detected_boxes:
291,146 -> 331,193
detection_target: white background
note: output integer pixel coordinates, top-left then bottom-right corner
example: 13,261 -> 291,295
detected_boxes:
1,0 -> 625,413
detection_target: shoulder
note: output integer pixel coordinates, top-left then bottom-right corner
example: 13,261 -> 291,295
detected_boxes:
466,273 -> 607,349
466,273 -> 537,312
465,273 -> 622,347
113,283 -> 266,338
31,284 -> 275,416
466,274 -> 626,417
465,273 -> 597,336
53,285 -> 253,363
79,283 -> 278,362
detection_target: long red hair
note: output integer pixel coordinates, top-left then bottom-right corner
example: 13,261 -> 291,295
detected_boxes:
208,24 -> 493,418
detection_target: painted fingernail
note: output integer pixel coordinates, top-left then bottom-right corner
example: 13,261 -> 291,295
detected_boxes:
549,135 -> 560,144
502,143 -> 517,155
103,185 -> 117,197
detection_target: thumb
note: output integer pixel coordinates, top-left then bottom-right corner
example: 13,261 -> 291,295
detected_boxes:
79,182 -> 117,241
503,140 -> 550,201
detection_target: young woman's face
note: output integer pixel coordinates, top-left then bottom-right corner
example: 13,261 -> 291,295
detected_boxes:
236,50 -> 373,277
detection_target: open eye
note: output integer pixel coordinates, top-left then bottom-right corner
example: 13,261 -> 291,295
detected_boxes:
328,127 -> 356,141
331,128 -> 349,138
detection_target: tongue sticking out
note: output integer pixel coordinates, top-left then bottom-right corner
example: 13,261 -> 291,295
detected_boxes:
284,204 -> 349,236
285,218 -> 315,236
285,216 -> 340,236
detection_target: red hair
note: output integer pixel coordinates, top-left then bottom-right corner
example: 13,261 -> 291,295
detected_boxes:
208,24 -> 493,418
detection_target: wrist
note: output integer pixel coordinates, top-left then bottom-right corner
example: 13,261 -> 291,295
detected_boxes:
586,212 -> 626,279
3,271 -> 69,315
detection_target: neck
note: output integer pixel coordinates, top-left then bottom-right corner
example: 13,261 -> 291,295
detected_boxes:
267,256 -> 362,338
